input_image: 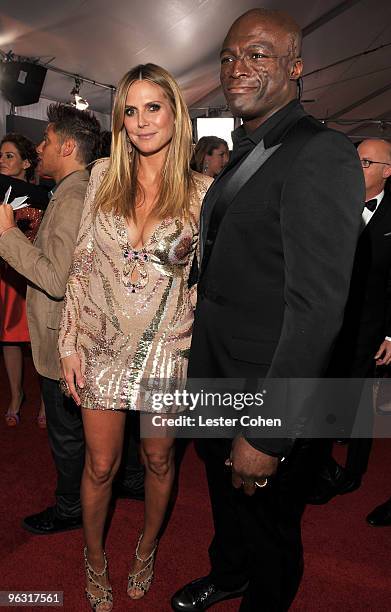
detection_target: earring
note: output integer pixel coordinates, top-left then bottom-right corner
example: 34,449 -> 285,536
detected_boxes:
203,161 -> 209,174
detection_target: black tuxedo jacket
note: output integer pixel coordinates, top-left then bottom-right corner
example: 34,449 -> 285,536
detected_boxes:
188,103 -> 365,456
330,191 -> 391,377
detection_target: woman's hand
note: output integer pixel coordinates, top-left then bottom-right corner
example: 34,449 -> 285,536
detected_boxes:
0,203 -> 16,237
60,353 -> 85,405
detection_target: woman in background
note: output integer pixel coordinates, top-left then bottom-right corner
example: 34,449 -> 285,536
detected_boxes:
191,135 -> 229,177
0,133 -> 46,427
59,64 -> 212,610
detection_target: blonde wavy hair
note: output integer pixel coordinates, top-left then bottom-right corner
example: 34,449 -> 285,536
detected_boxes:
94,63 -> 194,219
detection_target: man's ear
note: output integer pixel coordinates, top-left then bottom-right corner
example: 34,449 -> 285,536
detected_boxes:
61,138 -> 77,158
384,164 -> 391,180
290,58 -> 303,81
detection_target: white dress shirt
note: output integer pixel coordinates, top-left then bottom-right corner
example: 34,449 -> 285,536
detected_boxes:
362,190 -> 384,226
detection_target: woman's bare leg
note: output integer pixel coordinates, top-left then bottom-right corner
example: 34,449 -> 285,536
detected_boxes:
128,434 -> 175,598
81,408 -> 126,609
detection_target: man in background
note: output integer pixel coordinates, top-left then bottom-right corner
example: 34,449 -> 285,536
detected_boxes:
309,139 -> 391,505
0,103 -> 100,533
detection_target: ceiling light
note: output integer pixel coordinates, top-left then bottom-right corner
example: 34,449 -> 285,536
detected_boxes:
73,93 -> 89,110
70,77 -> 89,110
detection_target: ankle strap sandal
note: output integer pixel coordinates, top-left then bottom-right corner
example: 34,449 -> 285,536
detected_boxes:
84,547 -> 113,611
127,533 -> 158,599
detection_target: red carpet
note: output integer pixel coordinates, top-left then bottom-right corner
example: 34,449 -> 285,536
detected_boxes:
1,352 -> 390,611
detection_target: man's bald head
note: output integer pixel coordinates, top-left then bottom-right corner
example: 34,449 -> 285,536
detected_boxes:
220,8 -> 303,130
226,9 -> 302,59
358,139 -> 391,198
362,138 -> 391,161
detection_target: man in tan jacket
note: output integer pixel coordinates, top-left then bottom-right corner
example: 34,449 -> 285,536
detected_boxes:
0,103 -> 100,533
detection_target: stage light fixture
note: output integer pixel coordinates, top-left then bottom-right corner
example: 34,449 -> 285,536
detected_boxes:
70,78 -> 89,110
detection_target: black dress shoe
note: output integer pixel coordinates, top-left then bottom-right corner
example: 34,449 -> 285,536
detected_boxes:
171,575 -> 248,611
22,506 -> 82,535
366,497 -> 391,527
307,460 -> 361,505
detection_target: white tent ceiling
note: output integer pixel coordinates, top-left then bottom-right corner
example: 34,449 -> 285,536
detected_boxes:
1,0 -> 391,140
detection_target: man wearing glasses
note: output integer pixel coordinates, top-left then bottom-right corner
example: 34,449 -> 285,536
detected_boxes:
309,138 -> 391,509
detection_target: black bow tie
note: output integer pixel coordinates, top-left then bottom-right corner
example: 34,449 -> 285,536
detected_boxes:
365,199 -> 377,212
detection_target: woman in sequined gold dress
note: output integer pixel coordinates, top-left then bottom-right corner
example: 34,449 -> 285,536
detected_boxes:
0,133 -> 46,427
59,64 -> 212,611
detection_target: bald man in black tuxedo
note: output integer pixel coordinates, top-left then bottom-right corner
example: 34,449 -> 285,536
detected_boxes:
172,8 -> 364,612
309,138 -> 391,505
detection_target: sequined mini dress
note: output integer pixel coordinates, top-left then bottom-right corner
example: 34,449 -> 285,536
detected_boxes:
58,159 -> 211,411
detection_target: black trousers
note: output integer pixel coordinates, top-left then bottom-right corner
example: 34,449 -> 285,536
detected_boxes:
344,353 -> 375,478
314,344 -> 377,480
41,377 -> 144,519
41,376 -> 85,519
188,296 -> 314,610
197,438 -> 314,612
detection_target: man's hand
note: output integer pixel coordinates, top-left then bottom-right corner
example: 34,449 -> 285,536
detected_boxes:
60,353 -> 84,406
227,434 -> 279,496
0,203 -> 16,234
375,339 -> 391,366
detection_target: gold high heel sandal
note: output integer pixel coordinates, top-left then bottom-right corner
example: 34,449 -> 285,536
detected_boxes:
127,533 -> 157,599
84,547 -> 113,611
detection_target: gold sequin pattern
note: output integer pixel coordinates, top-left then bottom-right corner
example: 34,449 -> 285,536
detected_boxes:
59,159 -> 212,411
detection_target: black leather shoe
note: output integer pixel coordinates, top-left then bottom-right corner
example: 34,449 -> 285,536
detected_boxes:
171,575 -> 248,611
307,460 -> 361,505
366,497 -> 391,526
22,506 -> 82,535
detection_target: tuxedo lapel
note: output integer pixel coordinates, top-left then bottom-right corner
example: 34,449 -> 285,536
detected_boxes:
223,141 -> 281,208
363,193 -> 390,234
199,104 -> 309,267
200,141 -> 281,265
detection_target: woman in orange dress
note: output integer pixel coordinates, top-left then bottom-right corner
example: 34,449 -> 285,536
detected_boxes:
0,133 -> 45,426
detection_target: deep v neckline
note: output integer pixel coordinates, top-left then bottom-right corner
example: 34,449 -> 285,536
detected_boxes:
124,218 -> 163,251
116,214 -> 172,252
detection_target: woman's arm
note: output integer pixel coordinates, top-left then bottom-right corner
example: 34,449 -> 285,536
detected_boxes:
58,162 -> 107,402
188,173 -> 213,309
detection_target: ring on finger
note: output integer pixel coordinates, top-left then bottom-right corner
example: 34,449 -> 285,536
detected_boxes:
59,378 -> 70,395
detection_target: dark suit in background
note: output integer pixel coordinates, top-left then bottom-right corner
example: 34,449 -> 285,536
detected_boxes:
189,100 -> 365,610
312,189 -> 391,492
344,190 -> 391,476
333,190 -> 391,378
